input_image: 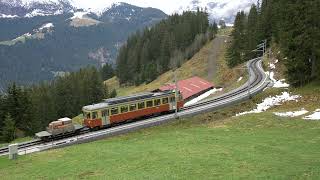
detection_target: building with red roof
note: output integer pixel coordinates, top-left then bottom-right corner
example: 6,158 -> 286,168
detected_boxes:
158,76 -> 214,101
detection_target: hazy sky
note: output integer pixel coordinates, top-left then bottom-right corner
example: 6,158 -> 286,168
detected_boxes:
71,0 -> 255,15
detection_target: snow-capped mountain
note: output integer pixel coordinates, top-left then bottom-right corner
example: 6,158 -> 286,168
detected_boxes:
0,0 -> 255,23
176,0 -> 254,23
0,1 -> 167,88
0,0 -> 74,17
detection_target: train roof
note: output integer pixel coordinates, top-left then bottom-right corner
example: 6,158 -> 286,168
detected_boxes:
83,90 -> 175,111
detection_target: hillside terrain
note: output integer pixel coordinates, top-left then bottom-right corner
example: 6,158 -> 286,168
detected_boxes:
0,1 -> 319,178
105,30 -> 246,97
0,2 -> 167,90
1,45 -> 319,178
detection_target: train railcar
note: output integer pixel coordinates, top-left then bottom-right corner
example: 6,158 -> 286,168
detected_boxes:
82,90 -> 184,129
35,117 -> 83,141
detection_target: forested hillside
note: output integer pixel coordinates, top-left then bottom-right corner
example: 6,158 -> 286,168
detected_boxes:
116,10 -> 218,85
0,3 -> 167,90
0,66 -> 117,142
227,0 -> 320,86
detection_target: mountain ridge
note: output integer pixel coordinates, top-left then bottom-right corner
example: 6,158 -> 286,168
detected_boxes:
0,2 -> 167,89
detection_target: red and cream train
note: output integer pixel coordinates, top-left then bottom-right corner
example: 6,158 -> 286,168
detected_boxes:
82,90 -> 184,129
36,90 -> 184,140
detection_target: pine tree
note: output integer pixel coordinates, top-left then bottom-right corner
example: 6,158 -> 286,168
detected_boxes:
246,4 -> 259,59
278,0 -> 319,85
5,83 -> 33,135
257,0 -> 274,42
226,11 -> 247,67
109,89 -> 117,98
2,113 -> 15,142
100,63 -> 114,81
219,19 -> 227,29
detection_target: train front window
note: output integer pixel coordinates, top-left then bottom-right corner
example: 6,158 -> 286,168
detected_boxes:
146,100 -> 153,107
111,107 -> 119,115
85,112 -> 91,119
121,106 -> 128,113
92,112 -> 98,119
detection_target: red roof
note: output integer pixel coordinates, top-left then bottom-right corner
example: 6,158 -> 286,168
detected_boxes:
159,76 -> 214,100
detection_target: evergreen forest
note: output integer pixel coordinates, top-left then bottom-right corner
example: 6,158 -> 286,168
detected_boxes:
227,0 -> 320,86
0,66 -> 115,142
116,10 -> 218,85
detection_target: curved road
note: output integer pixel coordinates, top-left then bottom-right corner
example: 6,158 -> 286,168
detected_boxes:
0,57 -> 271,156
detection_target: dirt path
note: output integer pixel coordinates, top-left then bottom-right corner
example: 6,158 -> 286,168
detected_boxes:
207,35 -> 230,82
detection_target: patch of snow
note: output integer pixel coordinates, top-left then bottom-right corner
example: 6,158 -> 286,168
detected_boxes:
184,88 -> 223,107
53,9 -> 63,15
265,58 -> 289,88
303,109 -> 320,120
0,14 -> 19,18
266,71 -> 290,88
86,2 -> 122,17
39,23 -> 54,30
274,109 -> 309,117
132,9 -> 135,12
25,9 -> 49,18
21,0 -> 61,5
269,72 -> 290,88
71,11 -> 88,19
12,33 -> 32,41
51,71 -> 67,77
237,77 -> 243,82
277,51 -> 281,54
269,63 -> 276,70
25,33 -> 32,37
125,17 -> 131,21
236,92 -> 301,116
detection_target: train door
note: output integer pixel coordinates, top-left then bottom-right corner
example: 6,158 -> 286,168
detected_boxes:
101,109 -> 110,126
169,96 -> 176,111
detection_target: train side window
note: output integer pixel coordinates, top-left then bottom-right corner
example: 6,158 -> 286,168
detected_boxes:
154,99 -> 161,106
162,97 -> 169,104
170,96 -> 175,103
92,112 -> 98,119
102,110 -> 109,117
130,104 -> 137,111
121,106 -> 128,113
146,100 -> 153,108
111,107 -> 119,115
138,102 -> 145,109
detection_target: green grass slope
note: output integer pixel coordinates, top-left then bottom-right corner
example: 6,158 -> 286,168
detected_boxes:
0,110 -> 319,179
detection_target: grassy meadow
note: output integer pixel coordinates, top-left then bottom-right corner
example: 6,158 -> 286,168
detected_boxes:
0,110 -> 319,179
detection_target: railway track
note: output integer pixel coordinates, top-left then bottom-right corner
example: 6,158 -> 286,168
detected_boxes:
0,57 -> 270,156
0,140 -> 42,154
182,58 -> 262,111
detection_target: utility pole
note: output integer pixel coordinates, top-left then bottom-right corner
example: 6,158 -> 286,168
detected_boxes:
173,69 -> 179,119
248,64 -> 251,99
249,39 -> 267,98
